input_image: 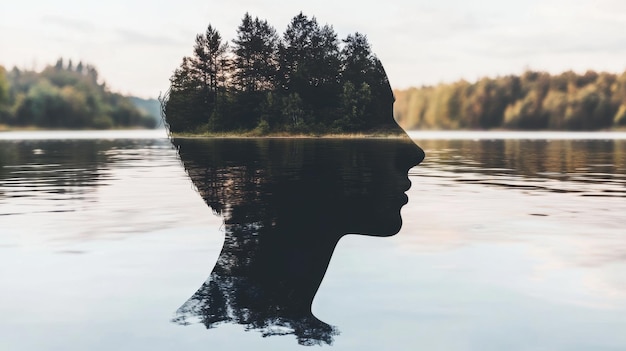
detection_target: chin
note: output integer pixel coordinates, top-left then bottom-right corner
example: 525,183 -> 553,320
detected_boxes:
380,217 -> 403,236
352,215 -> 403,237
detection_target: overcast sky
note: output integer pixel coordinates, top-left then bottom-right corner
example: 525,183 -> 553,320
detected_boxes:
2,0 -> 626,98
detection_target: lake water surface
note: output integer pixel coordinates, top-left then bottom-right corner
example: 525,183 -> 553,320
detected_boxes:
1,130 -> 625,350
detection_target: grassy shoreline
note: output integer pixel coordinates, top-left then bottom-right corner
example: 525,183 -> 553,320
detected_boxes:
3,125 -> 624,136
167,130 -> 410,139
168,127 -> 626,138
0,124 -> 408,138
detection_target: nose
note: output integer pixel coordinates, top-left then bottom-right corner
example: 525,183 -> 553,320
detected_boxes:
396,138 -> 425,170
411,142 -> 425,167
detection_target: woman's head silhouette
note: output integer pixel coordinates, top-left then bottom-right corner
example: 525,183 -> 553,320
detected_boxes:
164,13 -> 424,345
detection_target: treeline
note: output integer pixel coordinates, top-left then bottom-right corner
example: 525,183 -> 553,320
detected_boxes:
394,70 -> 626,130
0,59 -> 156,129
163,12 -> 398,135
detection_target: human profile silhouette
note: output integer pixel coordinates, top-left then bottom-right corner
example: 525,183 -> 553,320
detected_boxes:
168,85 -> 424,346
163,12 -> 424,345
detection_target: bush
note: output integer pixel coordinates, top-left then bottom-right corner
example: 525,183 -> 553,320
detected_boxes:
252,119 -> 270,136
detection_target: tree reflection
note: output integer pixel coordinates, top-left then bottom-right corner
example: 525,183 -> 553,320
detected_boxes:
0,140 -> 112,203
171,137 -> 423,345
414,138 -> 626,197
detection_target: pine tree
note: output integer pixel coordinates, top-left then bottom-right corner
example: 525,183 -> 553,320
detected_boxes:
192,24 -> 229,105
232,13 -> 279,92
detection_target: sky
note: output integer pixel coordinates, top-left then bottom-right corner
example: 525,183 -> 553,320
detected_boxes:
2,0 -> 626,98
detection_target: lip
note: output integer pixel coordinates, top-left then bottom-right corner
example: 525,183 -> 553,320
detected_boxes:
402,178 -> 412,192
400,193 -> 409,205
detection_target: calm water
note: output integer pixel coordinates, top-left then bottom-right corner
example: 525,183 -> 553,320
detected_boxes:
1,130 -> 625,350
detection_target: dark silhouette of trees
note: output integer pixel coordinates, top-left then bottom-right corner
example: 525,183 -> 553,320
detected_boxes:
165,26 -> 229,133
339,34 -> 394,131
162,12 -> 401,135
394,69 -> 626,131
0,60 -> 156,129
277,13 -> 343,129
232,13 -> 279,93
230,13 -> 280,130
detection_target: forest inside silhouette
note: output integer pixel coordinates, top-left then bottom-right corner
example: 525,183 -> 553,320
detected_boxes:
0,60 -> 157,130
394,69 -> 626,131
162,12 -> 399,135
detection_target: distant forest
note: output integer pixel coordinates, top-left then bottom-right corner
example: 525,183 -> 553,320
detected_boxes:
163,12 -> 398,135
394,70 -> 626,131
0,59 -> 157,129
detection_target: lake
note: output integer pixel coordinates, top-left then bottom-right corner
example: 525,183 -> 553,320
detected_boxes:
1,129 -> 625,350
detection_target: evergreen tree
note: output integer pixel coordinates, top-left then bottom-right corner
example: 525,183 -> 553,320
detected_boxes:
340,33 -> 393,129
54,58 -> 64,71
341,33 -> 373,87
279,13 -> 342,125
307,24 -> 342,123
232,13 -> 279,93
279,11 -> 321,118
192,25 -> 229,106
165,25 -> 229,132
231,13 -> 280,129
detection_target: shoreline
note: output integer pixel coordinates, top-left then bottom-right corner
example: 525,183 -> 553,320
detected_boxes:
2,125 -> 624,137
168,131 -> 409,139
0,125 -> 157,133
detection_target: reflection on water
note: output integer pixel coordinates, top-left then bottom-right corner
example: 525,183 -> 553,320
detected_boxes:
0,140 -> 113,214
0,130 -> 207,241
411,138 -> 626,197
1,131 -> 625,350
171,137 -> 423,345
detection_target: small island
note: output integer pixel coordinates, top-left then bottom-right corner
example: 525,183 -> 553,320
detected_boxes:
162,12 -> 402,137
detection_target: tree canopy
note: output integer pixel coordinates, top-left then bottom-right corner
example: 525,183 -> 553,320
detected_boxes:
0,59 -> 156,129
162,12 -> 398,135
394,70 -> 626,131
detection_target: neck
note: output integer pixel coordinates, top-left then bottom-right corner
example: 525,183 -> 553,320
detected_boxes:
174,221 -> 341,344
